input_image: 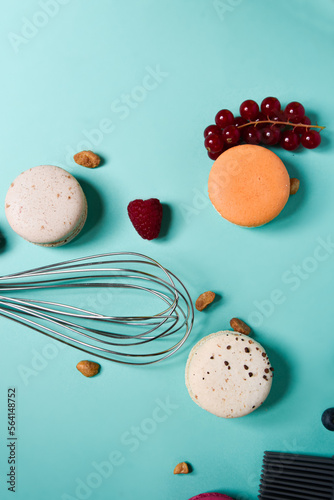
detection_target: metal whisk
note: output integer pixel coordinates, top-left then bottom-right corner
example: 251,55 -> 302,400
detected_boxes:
0,252 -> 194,365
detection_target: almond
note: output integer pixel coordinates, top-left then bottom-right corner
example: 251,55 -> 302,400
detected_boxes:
230,318 -> 251,335
174,462 -> 190,474
73,150 -> 101,168
195,291 -> 215,311
76,360 -> 100,377
290,178 -> 300,195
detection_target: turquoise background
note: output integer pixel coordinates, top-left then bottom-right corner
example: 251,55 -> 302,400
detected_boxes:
1,0 -> 334,499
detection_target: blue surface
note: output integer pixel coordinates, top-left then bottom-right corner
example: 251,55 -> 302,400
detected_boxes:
1,1 -> 334,499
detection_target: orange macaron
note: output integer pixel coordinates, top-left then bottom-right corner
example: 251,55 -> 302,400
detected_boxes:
208,144 -> 290,227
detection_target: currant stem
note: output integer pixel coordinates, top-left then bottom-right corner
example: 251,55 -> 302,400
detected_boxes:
237,120 -> 325,131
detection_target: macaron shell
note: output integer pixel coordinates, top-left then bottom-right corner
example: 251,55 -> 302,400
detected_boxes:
5,165 -> 87,245
208,145 -> 290,227
185,331 -> 273,418
38,200 -> 87,247
188,494 -> 235,500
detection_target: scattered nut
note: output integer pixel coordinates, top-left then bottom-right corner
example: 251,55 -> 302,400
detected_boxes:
290,178 -> 300,195
195,291 -> 215,311
76,360 -> 100,377
174,462 -> 190,474
73,150 -> 101,168
230,318 -> 251,335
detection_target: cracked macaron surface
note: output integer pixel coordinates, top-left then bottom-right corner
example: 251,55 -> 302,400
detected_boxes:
185,331 -> 273,418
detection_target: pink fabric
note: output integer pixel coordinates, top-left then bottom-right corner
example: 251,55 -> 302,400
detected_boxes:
189,494 -> 235,500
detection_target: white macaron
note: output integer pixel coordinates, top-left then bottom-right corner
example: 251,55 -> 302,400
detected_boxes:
5,165 -> 87,246
185,331 -> 273,418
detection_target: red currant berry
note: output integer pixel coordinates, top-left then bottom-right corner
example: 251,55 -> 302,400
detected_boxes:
239,100 -> 259,121
288,116 -> 302,124
284,101 -> 305,122
280,130 -> 300,151
301,130 -> 321,149
208,150 -> 223,160
204,124 -> 221,138
261,126 -> 281,146
204,134 -> 225,154
233,116 -> 248,128
222,125 -> 240,145
254,112 -> 268,129
269,110 -> 286,130
215,109 -> 234,129
261,97 -> 281,116
243,126 -> 261,145
293,116 -> 311,134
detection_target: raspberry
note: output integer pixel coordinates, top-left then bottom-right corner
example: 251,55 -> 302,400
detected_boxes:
127,198 -> 163,240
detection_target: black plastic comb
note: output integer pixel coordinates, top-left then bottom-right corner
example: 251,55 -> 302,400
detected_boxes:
258,451 -> 334,500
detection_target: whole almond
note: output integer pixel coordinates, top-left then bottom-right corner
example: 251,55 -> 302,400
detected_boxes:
76,360 -> 100,377
174,462 -> 190,474
290,178 -> 300,195
195,291 -> 215,311
73,150 -> 101,168
230,318 -> 251,335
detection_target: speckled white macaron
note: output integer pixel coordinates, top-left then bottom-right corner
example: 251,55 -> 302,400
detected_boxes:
185,331 -> 273,418
5,165 -> 87,246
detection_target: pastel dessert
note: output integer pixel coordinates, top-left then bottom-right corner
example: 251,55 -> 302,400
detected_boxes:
189,494 -> 235,500
185,331 -> 273,418
208,144 -> 290,227
5,165 -> 87,246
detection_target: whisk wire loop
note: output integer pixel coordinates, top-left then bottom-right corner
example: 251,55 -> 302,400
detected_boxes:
0,252 -> 194,365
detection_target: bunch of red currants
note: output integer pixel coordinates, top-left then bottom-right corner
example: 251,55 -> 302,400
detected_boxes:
204,97 -> 324,160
